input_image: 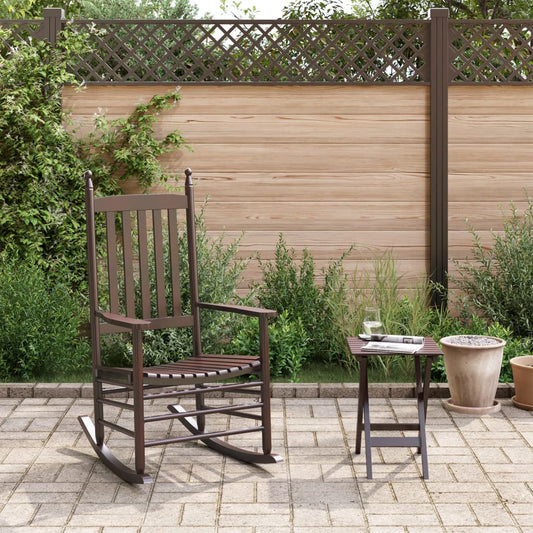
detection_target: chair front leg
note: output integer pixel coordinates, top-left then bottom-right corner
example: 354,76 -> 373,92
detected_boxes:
132,325 -> 146,476
259,314 -> 273,455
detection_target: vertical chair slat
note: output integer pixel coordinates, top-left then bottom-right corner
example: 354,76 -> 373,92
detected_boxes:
137,211 -> 151,319
167,209 -> 182,316
106,211 -> 119,314
152,210 -> 166,318
122,212 -> 136,317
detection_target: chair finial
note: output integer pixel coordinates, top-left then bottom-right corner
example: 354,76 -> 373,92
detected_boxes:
84,170 -> 93,189
184,168 -> 193,186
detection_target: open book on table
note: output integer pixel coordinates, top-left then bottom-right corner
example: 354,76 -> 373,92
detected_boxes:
361,341 -> 424,354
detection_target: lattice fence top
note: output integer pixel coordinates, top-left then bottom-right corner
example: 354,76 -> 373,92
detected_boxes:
450,20 -> 533,83
2,15 -> 533,84
68,19 -> 429,84
0,20 -> 46,46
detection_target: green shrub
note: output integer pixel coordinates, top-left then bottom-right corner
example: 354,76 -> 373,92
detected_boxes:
231,310 -> 309,382
0,27 -> 93,289
452,199 -> 533,337
253,234 -> 352,365
0,27 -> 187,293
326,250 -> 435,375
0,255 -> 89,381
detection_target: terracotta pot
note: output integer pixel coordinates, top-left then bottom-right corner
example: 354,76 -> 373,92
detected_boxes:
440,335 -> 506,415
510,355 -> 533,411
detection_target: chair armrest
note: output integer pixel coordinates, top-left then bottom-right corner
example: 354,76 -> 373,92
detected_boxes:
96,311 -> 151,330
197,302 -> 277,318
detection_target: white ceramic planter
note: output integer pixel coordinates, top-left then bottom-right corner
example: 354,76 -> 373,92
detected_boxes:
440,335 -> 506,415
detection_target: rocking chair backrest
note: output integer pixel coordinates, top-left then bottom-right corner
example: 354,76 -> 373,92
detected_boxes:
85,170 -> 201,341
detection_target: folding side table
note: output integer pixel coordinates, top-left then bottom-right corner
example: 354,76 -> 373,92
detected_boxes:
346,336 -> 442,479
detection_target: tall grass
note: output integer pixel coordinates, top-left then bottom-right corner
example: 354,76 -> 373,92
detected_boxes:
326,250 -> 434,379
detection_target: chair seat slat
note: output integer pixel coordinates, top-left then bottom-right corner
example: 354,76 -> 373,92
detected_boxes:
144,355 -> 260,379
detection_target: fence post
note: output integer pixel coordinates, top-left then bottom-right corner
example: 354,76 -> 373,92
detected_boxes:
429,8 -> 449,308
41,7 -> 64,44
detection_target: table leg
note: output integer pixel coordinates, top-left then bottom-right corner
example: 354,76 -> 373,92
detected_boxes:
356,356 -> 373,479
355,356 -> 366,455
415,355 -> 431,479
363,381 -> 373,479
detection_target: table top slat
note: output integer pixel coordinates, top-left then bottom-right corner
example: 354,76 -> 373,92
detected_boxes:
346,336 -> 442,357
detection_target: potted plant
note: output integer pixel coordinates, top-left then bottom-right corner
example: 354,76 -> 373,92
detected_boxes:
440,335 -> 506,415
510,355 -> 533,411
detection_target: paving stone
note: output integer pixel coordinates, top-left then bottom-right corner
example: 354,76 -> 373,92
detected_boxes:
341,383 -> 359,398
34,384 -> 61,398
0,396 -> 530,530
435,503 -> 477,526
271,383 -> 295,398
390,383 -> 415,398
368,383 -> 391,398
7,384 -> 35,398
318,383 -> 344,398
431,382 -> 451,398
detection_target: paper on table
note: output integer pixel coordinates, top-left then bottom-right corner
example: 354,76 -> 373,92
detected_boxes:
361,341 -> 424,354
358,334 -> 424,344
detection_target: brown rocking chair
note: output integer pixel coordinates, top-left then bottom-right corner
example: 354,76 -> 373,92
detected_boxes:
79,168 -> 282,484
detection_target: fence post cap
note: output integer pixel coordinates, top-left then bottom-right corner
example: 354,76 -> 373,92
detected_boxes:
43,7 -> 65,19
428,8 -> 449,18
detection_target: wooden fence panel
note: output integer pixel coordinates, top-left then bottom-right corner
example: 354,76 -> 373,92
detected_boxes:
65,84 -> 533,294
448,86 -> 533,285
64,84 -> 430,292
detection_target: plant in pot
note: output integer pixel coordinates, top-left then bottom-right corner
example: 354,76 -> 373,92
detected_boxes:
510,355 -> 533,411
440,335 -> 506,415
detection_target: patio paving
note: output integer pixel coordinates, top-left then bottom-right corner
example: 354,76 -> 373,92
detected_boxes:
0,392 -> 532,532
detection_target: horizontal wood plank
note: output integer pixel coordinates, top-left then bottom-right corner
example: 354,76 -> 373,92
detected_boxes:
63,85 -> 430,115
241,258 -> 429,287
162,144 -> 428,173
449,145 -> 533,173
449,174 -> 533,201
210,230 -> 428,260
448,202 -> 530,231
199,201 -> 428,231
449,115 -> 533,144
147,172 -> 429,202
68,113 -> 428,144
449,86 -> 533,115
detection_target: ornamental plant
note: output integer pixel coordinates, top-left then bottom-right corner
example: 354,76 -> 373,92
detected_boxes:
0,26 -> 188,291
452,198 -> 533,337
0,26 -> 94,288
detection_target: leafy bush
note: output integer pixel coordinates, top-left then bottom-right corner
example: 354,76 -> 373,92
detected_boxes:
253,234 -> 352,365
452,199 -> 533,337
0,27 -> 187,293
0,27 -> 93,288
231,310 -> 309,382
326,250 -> 435,374
0,255 -> 89,381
